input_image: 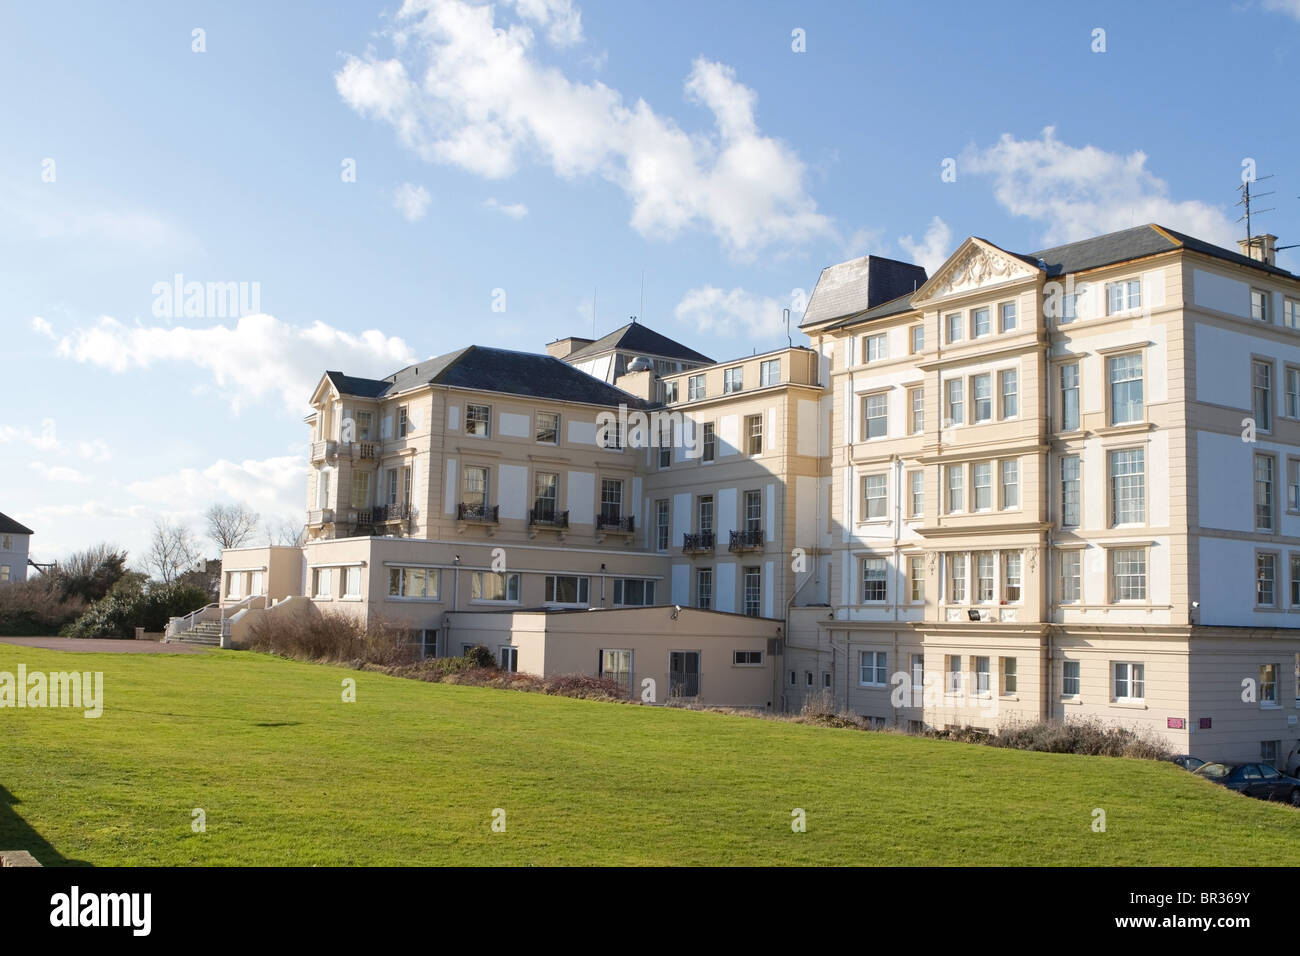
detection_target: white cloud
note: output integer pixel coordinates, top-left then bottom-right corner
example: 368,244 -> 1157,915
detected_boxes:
78,439 -> 112,463
511,0 -> 583,45
484,197 -> 529,219
898,217 -> 953,275
30,316 -> 55,339
961,127 -> 1237,247
0,418 -> 62,452
29,461 -> 90,484
393,182 -> 432,221
53,313 -> 419,415
842,226 -> 886,260
0,187 -> 188,250
336,0 -> 830,257
126,455 -> 306,523
19,454 -> 307,564
673,286 -> 784,338
1262,0 -> 1300,21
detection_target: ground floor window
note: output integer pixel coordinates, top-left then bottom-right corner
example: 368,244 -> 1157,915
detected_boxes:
1113,661 -> 1145,702
1262,740 -> 1280,765
1062,660 -> 1080,697
600,649 -> 632,695
670,651 -> 701,698
1000,657 -> 1017,694
499,646 -> 518,672
410,629 -> 437,659
945,655 -> 962,694
859,650 -> 887,687
733,650 -> 763,666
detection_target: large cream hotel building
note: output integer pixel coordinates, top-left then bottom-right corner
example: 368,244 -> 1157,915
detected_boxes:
213,224 -> 1300,764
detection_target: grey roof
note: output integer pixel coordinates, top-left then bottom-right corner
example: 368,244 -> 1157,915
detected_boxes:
328,345 -> 652,408
0,512 -> 33,536
821,223 -> 1298,334
800,255 -> 928,328
564,322 -> 713,365
1028,223 -> 1297,280
822,291 -> 919,331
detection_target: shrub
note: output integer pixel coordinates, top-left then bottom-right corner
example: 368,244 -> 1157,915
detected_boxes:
63,578 -> 211,639
246,610 -> 418,666
49,545 -> 130,604
921,717 -> 1171,760
462,644 -> 496,668
0,578 -> 85,636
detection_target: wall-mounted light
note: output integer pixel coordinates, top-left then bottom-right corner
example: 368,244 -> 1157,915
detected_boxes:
670,605 -> 681,620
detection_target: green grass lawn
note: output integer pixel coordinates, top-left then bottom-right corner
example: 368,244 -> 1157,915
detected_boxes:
1,644 -> 1296,866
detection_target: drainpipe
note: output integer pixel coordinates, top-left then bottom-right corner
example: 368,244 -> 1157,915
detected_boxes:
1043,343 -> 1052,722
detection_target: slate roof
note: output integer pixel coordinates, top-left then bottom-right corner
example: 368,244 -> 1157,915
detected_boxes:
800,255 -> 928,328
1028,224 -> 1297,281
815,224 -> 1297,334
564,322 -> 713,365
821,291 -> 919,331
327,345 -> 652,408
0,512 -> 34,536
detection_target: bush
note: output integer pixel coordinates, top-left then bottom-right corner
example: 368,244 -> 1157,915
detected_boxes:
0,578 -> 85,636
246,610 -> 418,666
49,545 -> 130,604
62,578 -> 211,639
462,644 -> 496,668
921,717 -> 1171,760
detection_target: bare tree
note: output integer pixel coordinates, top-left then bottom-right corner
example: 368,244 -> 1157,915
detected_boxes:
264,516 -> 304,547
146,519 -> 200,584
205,502 -> 260,551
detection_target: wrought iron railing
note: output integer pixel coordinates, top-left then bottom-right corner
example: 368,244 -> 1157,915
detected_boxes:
597,513 -> 635,532
457,503 -> 499,523
529,507 -> 569,528
682,532 -> 715,552
729,528 -> 764,551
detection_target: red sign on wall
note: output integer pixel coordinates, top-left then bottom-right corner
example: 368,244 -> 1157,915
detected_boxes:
1167,717 -> 1185,729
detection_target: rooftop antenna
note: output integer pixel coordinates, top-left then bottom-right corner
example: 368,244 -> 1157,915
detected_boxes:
639,267 -> 645,325
783,307 -> 792,348
1236,174 -> 1275,247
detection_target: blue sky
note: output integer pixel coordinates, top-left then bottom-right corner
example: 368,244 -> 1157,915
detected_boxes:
3,0 -> 1299,565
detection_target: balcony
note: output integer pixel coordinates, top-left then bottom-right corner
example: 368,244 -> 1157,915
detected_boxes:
310,440 -> 379,463
457,503 -> 499,525
345,440 -> 380,461
596,513 -> 635,533
529,507 -> 569,529
682,532 -> 715,554
367,503 -> 415,524
306,508 -> 335,527
729,529 -> 764,552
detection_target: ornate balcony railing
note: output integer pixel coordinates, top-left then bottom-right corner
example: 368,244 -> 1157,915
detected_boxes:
729,529 -> 764,552
596,513 -> 635,533
457,503 -> 499,523
529,507 -> 569,528
682,532 -> 715,553
367,503 -> 414,523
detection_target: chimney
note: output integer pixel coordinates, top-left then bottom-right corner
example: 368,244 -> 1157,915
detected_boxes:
546,336 -> 595,360
1238,234 -> 1278,266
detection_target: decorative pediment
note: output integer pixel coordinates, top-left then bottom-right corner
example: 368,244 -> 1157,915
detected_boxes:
915,239 -> 1038,304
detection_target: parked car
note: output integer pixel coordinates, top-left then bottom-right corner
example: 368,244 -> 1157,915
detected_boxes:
1193,762 -> 1300,806
1164,754 -> 1206,772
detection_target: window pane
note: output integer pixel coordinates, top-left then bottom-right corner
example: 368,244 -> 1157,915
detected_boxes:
1108,354 -> 1143,424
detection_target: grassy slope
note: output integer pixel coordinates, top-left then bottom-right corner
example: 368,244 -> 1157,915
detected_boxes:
0,645 -> 1295,866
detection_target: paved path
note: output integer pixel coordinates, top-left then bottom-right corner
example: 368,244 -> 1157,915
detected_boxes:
0,637 -> 211,654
